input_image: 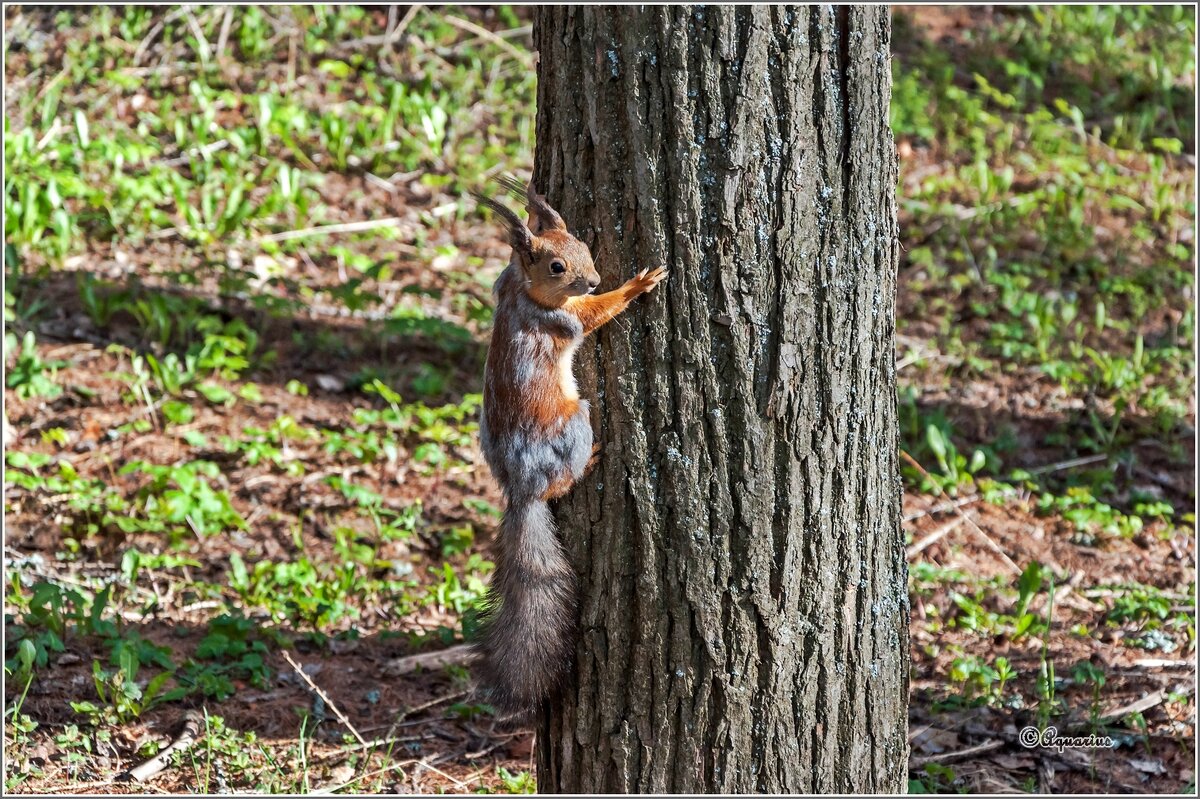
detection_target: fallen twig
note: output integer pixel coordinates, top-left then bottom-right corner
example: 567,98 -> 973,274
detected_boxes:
154,138 -> 230,167
904,493 -> 985,523
901,451 -> 1023,576
215,6 -> 234,58
1097,688 -> 1186,724
388,4 -> 423,44
133,7 -> 188,65
896,346 -> 953,372
413,756 -> 467,790
1044,569 -> 1097,614
394,690 -> 471,725
337,4 -> 423,50
35,117 -> 64,151
120,710 -> 203,782
1083,587 -> 1194,601
374,689 -> 471,746
258,217 -> 407,243
910,738 -> 1004,767
907,515 -> 968,558
312,759 -> 417,795
1026,453 -> 1109,475
383,643 -> 475,676
282,650 -> 368,746
442,14 -> 533,67
1132,464 -> 1191,495
903,452 -> 1111,525
1132,658 -> 1195,670
315,733 -> 425,763
183,6 -> 212,65
366,172 -> 400,194
464,739 -> 508,760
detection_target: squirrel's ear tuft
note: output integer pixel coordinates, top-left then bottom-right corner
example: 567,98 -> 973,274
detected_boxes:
473,192 -> 535,264
494,174 -> 568,235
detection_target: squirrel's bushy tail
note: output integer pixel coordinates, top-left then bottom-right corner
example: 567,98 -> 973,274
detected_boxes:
476,498 -> 576,717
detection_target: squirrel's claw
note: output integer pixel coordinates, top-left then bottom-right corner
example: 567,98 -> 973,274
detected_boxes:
631,266 -> 669,294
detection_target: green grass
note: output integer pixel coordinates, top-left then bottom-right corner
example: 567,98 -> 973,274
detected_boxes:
2,4 -> 1195,794
5,6 -> 534,272
894,7 -> 1193,790
893,6 -> 1194,543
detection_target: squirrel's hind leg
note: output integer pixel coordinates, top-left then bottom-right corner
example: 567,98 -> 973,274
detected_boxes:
542,428 -> 599,500
540,472 -> 576,501
582,441 -> 601,477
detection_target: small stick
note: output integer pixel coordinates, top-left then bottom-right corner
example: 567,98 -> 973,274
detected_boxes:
366,172 -> 399,194
393,690 -> 470,726
1132,658 -> 1194,670
314,734 -> 424,762
389,5 -> 423,44
338,5 -> 423,50
901,451 -> 1022,576
134,7 -> 188,65
1083,588 -> 1194,601
59,779 -> 171,794
155,138 -> 230,167
906,515 -> 967,558
486,24 -> 533,40
120,710 -> 203,782
441,14 -> 533,67
1096,687 -> 1190,724
903,452 -> 1110,524
215,6 -> 234,59
287,30 -> 298,86
414,756 -> 467,790
1025,453 -> 1109,475
377,690 -> 471,746
464,740 -> 507,760
904,493 -> 984,523
383,643 -> 475,676
1044,569 -> 1096,614
896,348 -> 951,372
258,217 -> 406,243
183,6 -> 211,65
1132,464 -> 1189,494
312,759 -> 417,795
35,117 -> 64,151
907,722 -> 935,743
910,738 -> 1004,767
282,651 -> 367,746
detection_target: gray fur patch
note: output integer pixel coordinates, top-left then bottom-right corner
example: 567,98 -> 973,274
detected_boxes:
488,407 -> 592,503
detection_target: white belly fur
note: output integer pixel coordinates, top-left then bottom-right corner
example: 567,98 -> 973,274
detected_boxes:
557,340 -> 580,400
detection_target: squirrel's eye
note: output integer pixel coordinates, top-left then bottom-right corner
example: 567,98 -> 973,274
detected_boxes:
549,261 -> 566,275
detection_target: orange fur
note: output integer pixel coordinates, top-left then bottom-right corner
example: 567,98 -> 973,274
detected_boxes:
541,472 -> 576,501
564,267 -> 669,334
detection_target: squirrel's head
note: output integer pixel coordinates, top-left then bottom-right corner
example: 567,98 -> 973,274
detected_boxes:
475,178 -> 601,308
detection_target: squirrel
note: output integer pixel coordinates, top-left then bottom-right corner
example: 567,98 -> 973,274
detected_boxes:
472,176 -> 667,717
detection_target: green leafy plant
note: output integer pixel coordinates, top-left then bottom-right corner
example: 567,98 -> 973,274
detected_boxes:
5,331 -> 66,399
121,459 -> 246,541
71,655 -> 173,725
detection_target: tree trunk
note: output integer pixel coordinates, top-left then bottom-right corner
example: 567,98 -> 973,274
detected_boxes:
530,6 -> 907,793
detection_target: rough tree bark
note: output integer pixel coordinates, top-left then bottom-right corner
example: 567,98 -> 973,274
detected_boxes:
529,6 -> 907,792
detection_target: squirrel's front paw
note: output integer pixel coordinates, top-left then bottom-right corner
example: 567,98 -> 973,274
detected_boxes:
631,267 -> 669,295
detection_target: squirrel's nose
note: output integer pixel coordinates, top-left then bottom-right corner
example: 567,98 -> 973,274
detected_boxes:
587,277 -> 600,291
